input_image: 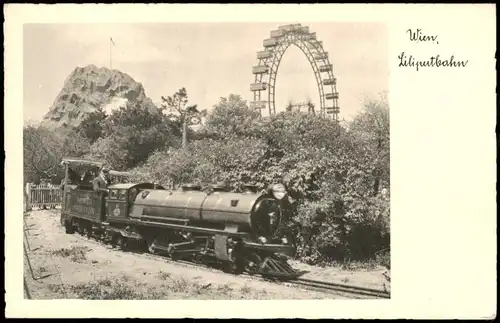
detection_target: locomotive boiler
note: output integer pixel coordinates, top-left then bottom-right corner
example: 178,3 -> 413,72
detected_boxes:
130,183 -> 285,242
60,158 -> 302,280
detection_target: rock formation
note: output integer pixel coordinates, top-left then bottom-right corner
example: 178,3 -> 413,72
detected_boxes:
41,65 -> 157,128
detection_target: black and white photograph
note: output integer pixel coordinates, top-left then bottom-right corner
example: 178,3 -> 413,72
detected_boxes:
22,21 -> 390,300
6,3 -> 496,320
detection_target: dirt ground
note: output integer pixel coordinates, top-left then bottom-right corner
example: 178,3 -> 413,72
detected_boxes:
23,209 -> 389,300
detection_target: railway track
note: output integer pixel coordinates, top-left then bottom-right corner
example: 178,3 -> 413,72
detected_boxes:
26,214 -> 390,299
69,231 -> 391,299
291,278 -> 390,299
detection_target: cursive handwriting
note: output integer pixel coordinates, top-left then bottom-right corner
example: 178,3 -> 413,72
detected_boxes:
399,29 -> 469,71
407,29 -> 439,44
398,52 -> 468,71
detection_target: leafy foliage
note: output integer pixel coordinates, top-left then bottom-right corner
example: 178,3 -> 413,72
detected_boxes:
201,94 -> 260,138
348,93 -> 390,196
161,87 -> 204,122
133,94 -> 390,264
23,123 -> 91,184
25,90 -> 390,265
23,123 -> 62,184
161,87 -> 206,148
74,109 -> 107,144
89,101 -> 181,170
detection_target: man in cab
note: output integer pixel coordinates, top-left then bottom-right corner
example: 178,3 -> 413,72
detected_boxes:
92,166 -> 111,193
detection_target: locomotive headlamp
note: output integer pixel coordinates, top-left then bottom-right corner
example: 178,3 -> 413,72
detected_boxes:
270,183 -> 286,200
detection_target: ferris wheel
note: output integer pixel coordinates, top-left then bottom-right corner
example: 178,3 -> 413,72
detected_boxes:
250,23 -> 340,120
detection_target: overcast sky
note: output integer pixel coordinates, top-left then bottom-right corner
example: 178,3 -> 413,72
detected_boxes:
23,22 -> 388,123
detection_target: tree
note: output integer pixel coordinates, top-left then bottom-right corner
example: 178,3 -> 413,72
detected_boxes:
161,87 -> 205,149
348,93 -> 390,196
23,123 -> 93,184
74,108 -> 107,144
203,94 -> 261,138
90,101 -> 180,170
61,130 -> 91,159
23,123 -> 64,184
89,136 -> 129,170
131,94 -> 391,263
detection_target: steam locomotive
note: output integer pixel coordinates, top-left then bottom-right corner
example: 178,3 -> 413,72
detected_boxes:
60,158 -> 302,280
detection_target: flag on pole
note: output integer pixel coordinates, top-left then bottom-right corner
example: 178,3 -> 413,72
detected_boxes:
110,37 -> 115,45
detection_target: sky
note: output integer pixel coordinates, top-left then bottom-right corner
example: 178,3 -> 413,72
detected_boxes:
23,22 -> 388,123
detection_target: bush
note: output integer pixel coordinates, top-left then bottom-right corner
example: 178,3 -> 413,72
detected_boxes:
130,95 -> 390,264
375,248 -> 391,270
23,123 -> 90,184
89,101 -> 182,170
41,92 -> 390,265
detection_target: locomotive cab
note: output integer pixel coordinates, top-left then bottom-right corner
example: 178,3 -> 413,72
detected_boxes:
59,158 -> 134,235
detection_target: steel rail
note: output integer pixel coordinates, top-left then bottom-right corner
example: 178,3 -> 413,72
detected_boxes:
299,277 -> 390,295
66,229 -> 390,299
292,278 -> 390,299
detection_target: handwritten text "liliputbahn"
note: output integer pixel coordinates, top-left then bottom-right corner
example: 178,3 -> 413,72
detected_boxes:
398,29 -> 469,71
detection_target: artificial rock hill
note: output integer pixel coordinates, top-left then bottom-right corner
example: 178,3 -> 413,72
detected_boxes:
41,65 -> 157,128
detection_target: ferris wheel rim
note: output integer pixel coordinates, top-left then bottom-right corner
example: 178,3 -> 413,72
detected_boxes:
250,24 -> 340,120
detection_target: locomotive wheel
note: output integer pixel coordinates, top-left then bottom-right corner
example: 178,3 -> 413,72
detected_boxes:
193,253 -> 204,264
116,235 -> 129,251
229,241 -> 245,275
223,261 -> 244,275
85,225 -> 93,239
234,261 -> 245,275
64,219 -> 74,234
245,254 -> 262,276
109,233 -> 118,248
146,239 -> 157,254
77,223 -> 85,235
116,235 -> 124,249
224,262 -> 236,274
170,252 -> 179,261
166,244 -> 179,260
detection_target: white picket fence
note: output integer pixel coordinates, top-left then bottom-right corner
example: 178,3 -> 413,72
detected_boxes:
25,183 -> 63,211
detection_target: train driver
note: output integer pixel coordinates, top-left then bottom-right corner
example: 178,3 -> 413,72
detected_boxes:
92,167 -> 111,193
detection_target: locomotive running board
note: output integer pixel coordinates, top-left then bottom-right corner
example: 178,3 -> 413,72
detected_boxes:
259,257 -> 304,280
136,214 -> 190,226
133,219 -> 250,238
